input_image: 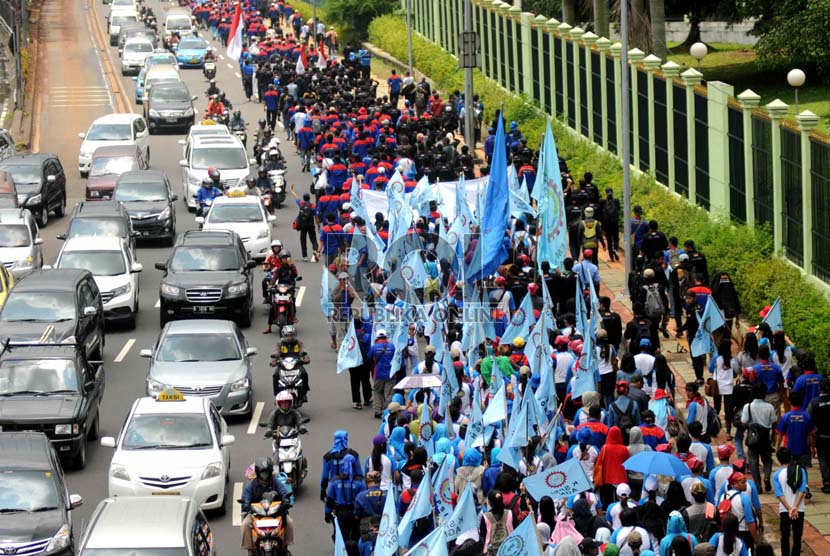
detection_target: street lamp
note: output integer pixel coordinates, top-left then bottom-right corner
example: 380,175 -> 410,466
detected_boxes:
787,68 -> 806,115
689,42 -> 707,71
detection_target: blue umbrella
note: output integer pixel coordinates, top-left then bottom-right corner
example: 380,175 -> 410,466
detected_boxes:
623,451 -> 691,477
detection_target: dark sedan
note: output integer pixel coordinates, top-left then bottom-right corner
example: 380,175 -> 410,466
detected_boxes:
144,81 -> 196,133
0,153 -> 67,227
113,170 -> 177,244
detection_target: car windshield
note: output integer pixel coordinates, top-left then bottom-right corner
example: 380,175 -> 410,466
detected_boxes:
82,551 -> 188,556
1,292 -> 75,322
111,15 -> 136,26
59,250 -> 126,276
0,164 -> 40,184
152,86 -> 189,102
112,0 -> 134,6
147,56 -> 175,67
191,147 -> 247,170
115,180 -> 168,201
122,414 -> 212,449
157,333 -> 240,362
0,470 -> 61,512
0,358 -> 78,395
169,246 -> 240,272
209,204 -> 262,223
147,76 -> 178,89
167,17 -> 191,30
0,224 -> 30,247
191,128 -> 228,138
67,218 -> 127,239
126,42 -> 153,53
178,37 -> 206,49
90,156 -> 138,177
87,123 -> 132,141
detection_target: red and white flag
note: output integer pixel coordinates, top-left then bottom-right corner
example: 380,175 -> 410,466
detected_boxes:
226,3 -> 244,61
295,45 -> 308,75
316,44 -> 327,70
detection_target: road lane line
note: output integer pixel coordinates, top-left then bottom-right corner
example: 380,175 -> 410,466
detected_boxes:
155,299 -> 161,308
295,286 -> 306,307
234,72 -> 241,78
232,482 -> 243,526
226,63 -> 234,69
113,339 -> 136,363
218,54 -> 224,60
247,402 -> 265,435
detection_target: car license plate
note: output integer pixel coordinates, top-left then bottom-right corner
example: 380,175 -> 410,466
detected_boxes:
165,117 -> 178,123
141,231 -> 151,236
193,306 -> 214,313
190,58 -> 198,64
152,491 -> 181,496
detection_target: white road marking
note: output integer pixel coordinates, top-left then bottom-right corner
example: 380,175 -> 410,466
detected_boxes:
226,63 -> 234,69
276,120 -> 284,129
247,401 -> 265,435
232,482 -> 244,526
234,72 -> 241,78
154,299 -> 161,308
218,54 -> 224,60
113,339 -> 136,363
295,286 -> 306,307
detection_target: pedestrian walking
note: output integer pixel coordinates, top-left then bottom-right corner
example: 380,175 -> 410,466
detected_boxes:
773,448 -> 807,556
741,383 -> 776,493
289,185 -> 318,261
368,330 -> 396,419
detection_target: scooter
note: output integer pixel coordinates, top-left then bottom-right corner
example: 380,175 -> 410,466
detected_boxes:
197,197 -> 213,218
203,60 -> 216,79
268,281 -> 296,334
262,425 -> 308,490
268,169 -> 285,209
238,490 -> 292,556
231,123 -> 248,148
272,356 -> 307,408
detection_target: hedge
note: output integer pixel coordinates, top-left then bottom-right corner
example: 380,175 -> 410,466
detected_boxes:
368,13 -> 830,371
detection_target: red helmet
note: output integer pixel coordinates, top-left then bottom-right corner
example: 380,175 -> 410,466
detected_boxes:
494,276 -> 506,288
527,283 -> 539,295
207,166 -> 221,182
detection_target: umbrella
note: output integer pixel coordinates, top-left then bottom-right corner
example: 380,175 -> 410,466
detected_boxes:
623,451 -> 691,477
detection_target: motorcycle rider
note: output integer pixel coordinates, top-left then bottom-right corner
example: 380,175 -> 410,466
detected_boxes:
207,166 -> 222,190
261,240 -> 283,302
205,79 -> 220,98
269,326 -> 311,402
324,454 -> 365,542
256,166 -> 273,192
266,391 -> 306,435
203,45 -> 216,62
265,147 -> 286,172
205,94 -> 225,119
241,176 -> 261,197
254,118 -> 268,144
240,457 -> 294,556
218,91 -> 233,111
263,252 -> 299,333
230,109 -> 246,130
195,177 -> 222,216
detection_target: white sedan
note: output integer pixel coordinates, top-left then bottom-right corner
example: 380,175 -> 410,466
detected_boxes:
100,392 -> 235,512
78,113 -> 150,177
196,194 -> 275,260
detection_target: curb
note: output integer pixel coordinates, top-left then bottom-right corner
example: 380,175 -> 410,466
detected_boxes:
11,2 -> 40,149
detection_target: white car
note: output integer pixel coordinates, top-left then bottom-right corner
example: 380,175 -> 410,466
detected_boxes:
53,236 -> 142,327
78,113 -> 150,177
100,393 -> 234,512
177,123 -> 231,159
108,9 -> 138,45
180,135 -> 253,211
196,194 -> 275,260
121,37 -> 154,75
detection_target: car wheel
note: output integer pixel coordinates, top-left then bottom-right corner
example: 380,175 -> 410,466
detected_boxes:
71,438 -> 87,470
159,309 -> 169,328
38,204 -> 48,227
87,407 -> 100,441
127,309 -> 137,330
80,170 -> 88,178
55,194 -> 66,217
148,126 -> 156,136
238,306 -> 252,328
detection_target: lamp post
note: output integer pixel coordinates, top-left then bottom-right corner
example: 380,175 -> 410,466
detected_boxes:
788,68 -> 806,115
689,42 -> 707,71
406,0 -> 413,75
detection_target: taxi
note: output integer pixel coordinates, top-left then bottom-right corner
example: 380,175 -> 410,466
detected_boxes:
99,389 -> 235,513
0,264 -> 13,309
195,192 -> 275,261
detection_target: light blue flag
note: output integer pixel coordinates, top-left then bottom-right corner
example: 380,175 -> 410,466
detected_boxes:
535,353 -> 556,414
336,320 -> 364,374
497,442 -> 523,471
374,485 -> 400,556
466,383 -> 484,448
320,266 -> 336,318
409,176 -> 433,216
466,117 -> 510,282
444,483 -> 479,541
522,457 -> 593,502
333,517 -> 347,556
543,412 -> 566,455
418,400 -> 435,457
389,319 -> 410,375
437,216 -> 457,268
534,119 -> 569,270
762,296 -> 783,332
527,312 -> 551,376
497,515 -> 544,556
574,275 -> 589,337
398,466 -> 433,547
506,392 -> 530,448
431,456 -> 454,522
691,295 -> 727,357
571,355 -> 598,399
403,526 -> 448,556
401,250 -> 429,289
350,173 -> 386,263
509,175 -> 537,217
455,174 -> 475,231
482,383 -> 507,426
500,289 -> 537,345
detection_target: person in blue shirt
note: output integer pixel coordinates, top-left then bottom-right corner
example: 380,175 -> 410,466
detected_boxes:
792,355 -> 822,408
483,127 -> 496,165
387,69 -> 403,105
773,447 -> 808,556
320,431 -> 361,502
481,447 -> 502,499
776,391 -> 816,467
368,330 -> 396,418
324,454 -> 366,542
753,344 -> 785,417
709,515 -> 748,556
195,177 -> 222,216
717,472 -> 758,552
688,421 -> 715,473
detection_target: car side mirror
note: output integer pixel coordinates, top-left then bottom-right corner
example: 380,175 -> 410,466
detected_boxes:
267,215 -> 276,223
78,132 -> 86,139
154,262 -> 167,271
83,306 -> 97,317
195,216 -> 205,224
131,263 -> 143,273
171,195 -> 178,202
177,139 -> 185,145
179,159 -> 187,167
34,237 -> 44,245
69,494 -> 83,509
295,276 -> 302,282
246,260 -> 257,269
221,434 -> 235,447
191,96 -> 198,101
46,175 -> 56,183
100,437 -> 116,448
139,348 -> 153,358
249,158 -> 257,165
56,233 -> 66,240
246,346 -> 258,357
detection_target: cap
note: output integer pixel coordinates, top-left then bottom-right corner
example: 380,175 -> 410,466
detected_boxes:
616,484 -> 632,497
387,401 -> 402,413
520,365 -> 531,376
372,434 -> 387,446
583,248 -> 594,258
639,337 -> 652,348
424,345 -> 436,354
656,443 -> 672,453
616,380 -> 629,393
728,471 -> 746,485
717,444 -> 735,460
644,475 -> 658,492
653,389 -> 670,400
376,329 -> 387,339
687,456 -> 704,472
732,459 -> 747,472
554,335 -> 569,345
513,337 -> 525,348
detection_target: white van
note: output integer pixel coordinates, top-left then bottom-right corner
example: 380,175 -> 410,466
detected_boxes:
165,10 -> 193,40
108,9 -> 138,46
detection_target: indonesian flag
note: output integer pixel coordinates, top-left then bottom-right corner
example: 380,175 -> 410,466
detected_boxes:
226,3 -> 244,61
316,43 -> 327,70
296,45 -> 308,75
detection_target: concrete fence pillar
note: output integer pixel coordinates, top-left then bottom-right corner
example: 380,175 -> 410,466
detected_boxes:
521,12 -> 535,99
582,31 -> 598,140
641,54 -> 662,179
662,61 -> 681,193
596,37 -> 612,150
737,89 -> 761,228
797,110 -> 821,274
534,15 -> 547,110
569,27 -> 586,132
508,6 -> 522,93
558,22 -> 572,125
610,42 -> 622,152
681,68 -> 703,203
766,98 -> 789,255
627,48 -> 645,168
706,80 -> 735,217
546,18 -> 560,116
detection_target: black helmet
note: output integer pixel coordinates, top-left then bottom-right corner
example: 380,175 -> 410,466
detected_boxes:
258,166 -> 267,174
208,167 -> 221,182
258,118 -> 266,126
234,110 -> 242,119
246,176 -> 256,186
254,457 -> 274,483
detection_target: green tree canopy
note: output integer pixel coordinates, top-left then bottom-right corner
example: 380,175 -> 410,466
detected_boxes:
326,0 -> 399,42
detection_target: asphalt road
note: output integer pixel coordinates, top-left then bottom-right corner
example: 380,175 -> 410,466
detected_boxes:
33,0 -> 379,553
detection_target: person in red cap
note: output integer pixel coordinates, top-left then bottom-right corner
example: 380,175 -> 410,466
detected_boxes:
710,444 -> 736,495
717,471 -> 758,551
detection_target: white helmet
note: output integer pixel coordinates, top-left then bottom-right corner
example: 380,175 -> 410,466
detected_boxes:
271,239 -> 283,248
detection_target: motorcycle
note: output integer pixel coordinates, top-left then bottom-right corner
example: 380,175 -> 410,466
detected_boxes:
197,197 -> 213,218
262,425 -> 308,489
239,490 -> 291,556
268,279 -> 299,334
261,187 -> 275,214
271,356 -> 307,407
231,123 -> 248,148
204,110 -> 229,126
203,60 -> 216,79
267,169 -> 286,209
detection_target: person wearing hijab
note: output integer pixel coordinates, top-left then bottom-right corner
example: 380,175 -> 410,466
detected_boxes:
537,522 -> 555,556
626,426 -> 651,499
648,388 -> 676,435
365,434 -> 397,492
574,391 -> 611,426
321,430 -> 361,502
482,447 -> 502,498
386,426 -> 408,469
551,514 -> 584,548
433,436 -> 456,475
660,510 -> 698,556
594,426 -> 630,507
455,448 -> 486,506
604,543 -> 621,556
573,498 -> 609,539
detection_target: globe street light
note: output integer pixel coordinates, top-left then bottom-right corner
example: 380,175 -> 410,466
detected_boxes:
788,68 -> 806,115
690,42 -> 708,71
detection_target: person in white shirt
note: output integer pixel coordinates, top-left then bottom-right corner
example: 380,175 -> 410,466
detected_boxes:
610,508 -> 652,556
773,448 -> 807,556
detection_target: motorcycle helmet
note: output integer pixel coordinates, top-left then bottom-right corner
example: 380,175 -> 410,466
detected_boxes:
254,456 -> 274,483
258,166 -> 268,175
200,176 -> 213,187
280,250 -> 291,259
271,239 -> 283,249
269,149 -> 279,157
209,79 -> 216,86
276,390 -> 293,412
246,176 -> 256,187
208,166 -> 221,183
234,110 -> 242,120
282,325 -> 296,339
258,118 -> 266,127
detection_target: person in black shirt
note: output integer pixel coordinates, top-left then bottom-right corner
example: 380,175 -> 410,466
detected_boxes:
684,240 -> 709,284
640,220 -> 669,261
599,295 -> 623,351
599,188 -> 620,260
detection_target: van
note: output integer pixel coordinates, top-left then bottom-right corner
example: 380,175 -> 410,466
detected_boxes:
164,9 -> 193,43
108,9 -> 138,46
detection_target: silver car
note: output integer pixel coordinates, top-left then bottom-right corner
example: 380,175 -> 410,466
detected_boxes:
0,208 -> 44,279
141,319 -> 255,416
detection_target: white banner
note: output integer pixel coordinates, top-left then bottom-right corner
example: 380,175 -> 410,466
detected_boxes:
360,177 -> 488,221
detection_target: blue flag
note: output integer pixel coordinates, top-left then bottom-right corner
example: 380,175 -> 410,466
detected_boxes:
500,290 -> 537,345
483,383 -> 507,426
398,466 -> 433,547
762,296 -> 783,332
497,515 -> 544,556
431,456 -> 454,522
403,526 -> 448,556
455,174 -> 475,232
535,352 -> 557,414
691,295 -> 727,357
389,319 -> 410,375
466,383 -> 484,448
320,266 -> 335,318
334,517 -> 347,556
534,119 -> 569,270
510,174 -> 537,217
418,401 -> 435,457
444,483 -> 479,541
522,457 -> 593,502
336,320 -> 364,374
374,485 -> 399,556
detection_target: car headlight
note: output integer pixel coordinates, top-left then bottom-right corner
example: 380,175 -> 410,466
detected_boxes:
183,107 -> 194,117
227,282 -> 248,295
54,424 -> 79,435
110,283 -> 131,298
12,257 -> 33,269
111,464 -> 131,481
147,378 -> 165,394
149,109 -> 160,118
201,462 -> 223,480
157,206 -> 172,221
27,194 -> 41,206
80,150 -> 92,160
88,189 -> 101,198
229,377 -> 249,392
45,524 -> 71,553
160,283 -> 180,297
256,228 -> 269,239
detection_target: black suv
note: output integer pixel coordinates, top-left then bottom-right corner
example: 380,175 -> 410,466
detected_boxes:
113,170 -> 177,244
0,153 -> 67,227
0,432 -> 84,554
156,230 -> 255,328
59,200 -> 137,255
0,344 -> 106,468
0,269 -> 105,360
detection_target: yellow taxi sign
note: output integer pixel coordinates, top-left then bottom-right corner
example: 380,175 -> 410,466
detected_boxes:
201,119 -> 217,125
157,387 -> 185,402
228,189 -> 246,198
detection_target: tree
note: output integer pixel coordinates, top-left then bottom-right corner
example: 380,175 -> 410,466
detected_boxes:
326,0 -> 399,42
561,0 -> 578,24
665,0 -> 739,47
649,0 -> 666,59
593,0 -> 609,37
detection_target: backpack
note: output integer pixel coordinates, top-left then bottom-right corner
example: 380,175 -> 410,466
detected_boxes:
786,460 -> 804,492
582,220 -> 598,249
602,198 -> 618,223
425,277 -> 441,301
612,400 -> 635,443
643,284 -> 665,319
298,202 -> 314,228
633,319 -> 652,344
705,400 -> 722,438
311,117 -> 322,135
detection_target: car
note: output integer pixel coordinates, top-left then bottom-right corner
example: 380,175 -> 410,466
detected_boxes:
134,62 -> 177,104
141,65 -> 182,105
164,9 -> 193,41
107,10 -> 138,45
78,113 -> 150,177
113,170 -> 177,244
0,128 -> 17,161
86,144 -> 148,201
141,319 -> 255,416
100,391 -> 234,511
0,207 -> 44,278
144,81 -> 196,133
0,170 -> 19,207
106,0 -> 136,16
0,432 -> 84,556
156,230 -> 255,327
177,122 -> 230,158
77,497 -> 215,556
0,343 -> 106,468
197,194 -> 276,261
117,23 -> 157,52
174,36 -> 209,69
60,201 -> 136,256
180,135 -> 253,211
0,154 -> 67,227
53,237 -> 142,328
120,37 -> 154,75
